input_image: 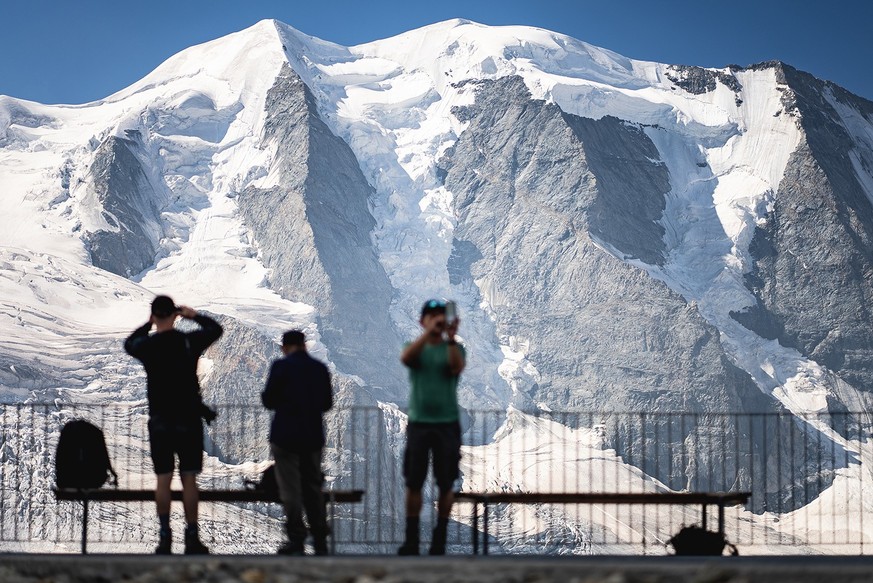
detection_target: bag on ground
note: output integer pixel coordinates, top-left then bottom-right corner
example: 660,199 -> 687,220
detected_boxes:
55,419 -> 118,489
668,525 -> 738,556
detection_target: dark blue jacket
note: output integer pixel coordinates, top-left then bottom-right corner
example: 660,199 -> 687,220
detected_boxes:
262,351 -> 333,451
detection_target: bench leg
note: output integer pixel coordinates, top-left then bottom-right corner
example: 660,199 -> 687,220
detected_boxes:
472,502 -> 479,555
329,492 -> 336,556
81,498 -> 89,555
483,502 -> 489,556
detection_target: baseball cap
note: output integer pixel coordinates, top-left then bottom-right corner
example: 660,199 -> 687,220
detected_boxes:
151,295 -> 179,318
420,299 -> 447,318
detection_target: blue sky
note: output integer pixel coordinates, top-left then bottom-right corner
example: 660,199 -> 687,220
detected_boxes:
2,0 -> 871,104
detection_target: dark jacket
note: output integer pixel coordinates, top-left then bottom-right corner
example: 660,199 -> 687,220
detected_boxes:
124,314 -> 223,421
262,351 -> 333,451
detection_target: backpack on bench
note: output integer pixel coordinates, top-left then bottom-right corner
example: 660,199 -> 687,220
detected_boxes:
244,464 -> 280,501
55,419 -> 118,490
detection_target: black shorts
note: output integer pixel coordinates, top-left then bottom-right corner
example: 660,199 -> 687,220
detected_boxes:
148,418 -> 204,475
403,421 -> 461,491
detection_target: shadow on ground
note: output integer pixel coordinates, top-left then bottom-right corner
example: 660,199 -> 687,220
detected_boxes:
2,555 -> 873,582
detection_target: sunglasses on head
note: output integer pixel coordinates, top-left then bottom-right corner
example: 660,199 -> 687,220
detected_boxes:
424,299 -> 446,309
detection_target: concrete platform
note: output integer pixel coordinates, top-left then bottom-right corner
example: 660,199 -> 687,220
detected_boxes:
3,554 -> 873,582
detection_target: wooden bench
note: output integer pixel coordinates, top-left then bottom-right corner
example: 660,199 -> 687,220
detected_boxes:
54,487 -> 365,554
453,491 -> 751,555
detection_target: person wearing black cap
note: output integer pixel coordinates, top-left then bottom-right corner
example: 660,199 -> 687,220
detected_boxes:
262,330 -> 333,555
124,295 -> 223,555
397,299 -> 466,555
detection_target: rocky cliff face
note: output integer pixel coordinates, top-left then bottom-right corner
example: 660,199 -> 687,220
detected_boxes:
734,63 -> 873,406
441,76 -> 759,414
236,64 -> 404,401
82,133 -> 166,277
437,76 -> 838,507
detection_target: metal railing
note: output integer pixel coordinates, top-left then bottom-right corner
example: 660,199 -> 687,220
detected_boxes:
0,402 -> 869,554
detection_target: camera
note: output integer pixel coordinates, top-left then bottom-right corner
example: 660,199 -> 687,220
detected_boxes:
444,301 -> 458,326
200,403 -> 217,425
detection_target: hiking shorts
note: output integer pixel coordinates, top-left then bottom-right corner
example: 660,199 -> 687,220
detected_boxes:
403,421 -> 461,491
148,418 -> 203,475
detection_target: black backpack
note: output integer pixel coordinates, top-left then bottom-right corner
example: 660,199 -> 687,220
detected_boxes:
55,419 -> 118,490
244,464 -> 279,501
668,525 -> 738,556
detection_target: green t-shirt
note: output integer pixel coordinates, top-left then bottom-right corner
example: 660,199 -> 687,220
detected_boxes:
407,341 -> 465,423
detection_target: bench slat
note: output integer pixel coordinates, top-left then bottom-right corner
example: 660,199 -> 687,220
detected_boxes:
54,488 -> 365,504
454,491 -> 750,505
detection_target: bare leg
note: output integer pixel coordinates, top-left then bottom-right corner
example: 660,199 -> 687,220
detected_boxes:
155,473 -> 172,516
406,489 -> 423,517
437,489 -> 454,519
180,472 -> 199,525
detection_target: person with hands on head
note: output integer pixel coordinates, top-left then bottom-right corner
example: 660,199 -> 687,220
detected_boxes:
398,299 -> 466,556
124,295 -> 222,555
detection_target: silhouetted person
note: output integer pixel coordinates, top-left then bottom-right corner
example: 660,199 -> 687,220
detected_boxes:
124,295 -> 222,555
262,330 -> 333,555
398,299 -> 466,555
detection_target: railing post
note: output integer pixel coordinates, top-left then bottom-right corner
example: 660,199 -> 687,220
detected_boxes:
81,497 -> 89,555
483,499 -> 489,556
472,499 -> 479,555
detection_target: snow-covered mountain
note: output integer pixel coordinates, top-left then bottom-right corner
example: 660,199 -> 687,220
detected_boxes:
3,19 -> 873,551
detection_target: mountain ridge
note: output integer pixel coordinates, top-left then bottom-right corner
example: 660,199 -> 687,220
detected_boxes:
3,18 -> 872,412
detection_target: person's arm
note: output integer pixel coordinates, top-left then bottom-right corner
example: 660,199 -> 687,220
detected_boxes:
447,342 -> 466,376
179,307 -> 223,353
446,318 -> 465,376
400,310 -> 440,368
321,365 -> 333,412
123,320 -> 153,359
261,361 -> 283,410
400,334 -> 428,368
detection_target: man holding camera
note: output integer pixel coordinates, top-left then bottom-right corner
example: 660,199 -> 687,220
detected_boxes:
124,295 -> 223,555
398,299 -> 466,556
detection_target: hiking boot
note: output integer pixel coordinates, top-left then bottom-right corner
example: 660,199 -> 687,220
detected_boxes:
155,534 -> 172,555
429,520 -> 448,555
397,541 -> 420,556
277,541 -> 304,556
184,532 -> 210,555
428,540 -> 446,555
398,516 -> 420,555
313,539 -> 329,556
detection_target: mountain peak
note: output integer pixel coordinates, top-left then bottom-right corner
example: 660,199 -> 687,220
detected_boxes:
343,18 -> 641,93
103,19 -> 290,105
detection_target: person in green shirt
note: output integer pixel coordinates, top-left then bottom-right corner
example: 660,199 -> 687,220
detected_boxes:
397,299 -> 466,556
